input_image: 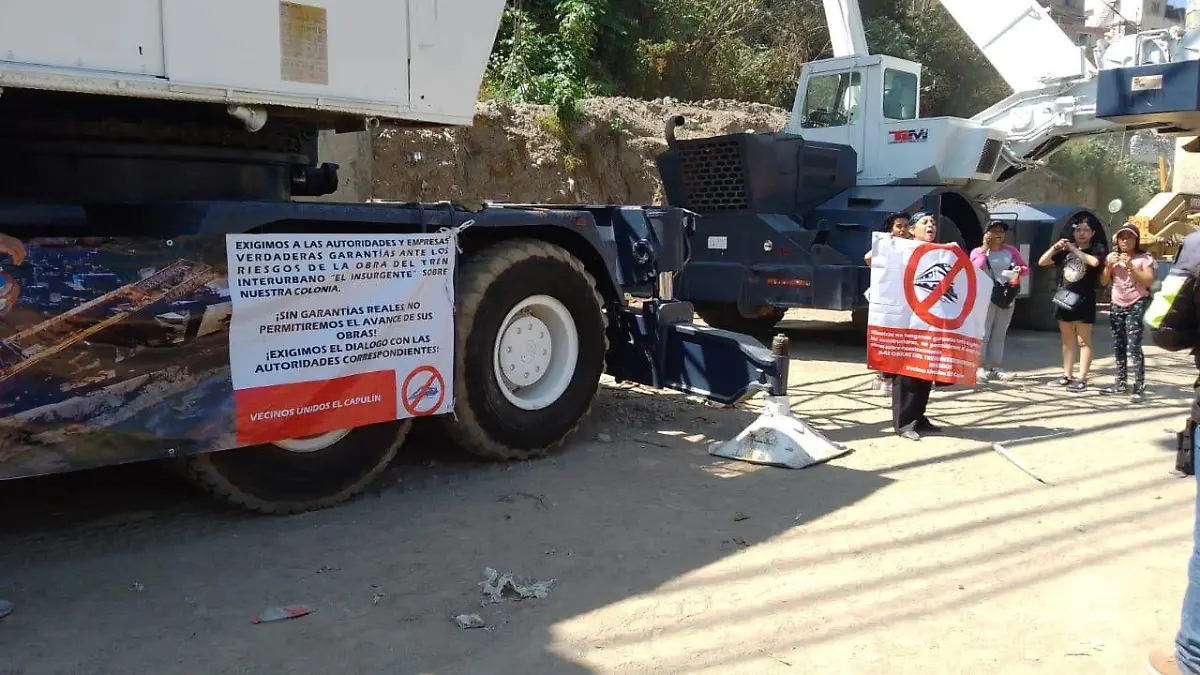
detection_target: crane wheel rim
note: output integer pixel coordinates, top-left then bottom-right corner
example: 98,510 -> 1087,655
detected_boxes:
272,428 -> 353,453
492,294 -> 579,411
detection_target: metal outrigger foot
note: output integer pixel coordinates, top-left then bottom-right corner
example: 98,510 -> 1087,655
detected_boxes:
710,335 -> 852,469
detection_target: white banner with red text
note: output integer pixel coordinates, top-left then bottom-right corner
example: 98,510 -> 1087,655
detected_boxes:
866,236 -> 989,386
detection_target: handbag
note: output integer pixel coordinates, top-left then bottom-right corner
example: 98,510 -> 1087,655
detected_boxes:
991,281 -> 1019,309
984,262 -> 1019,309
1052,287 -> 1084,312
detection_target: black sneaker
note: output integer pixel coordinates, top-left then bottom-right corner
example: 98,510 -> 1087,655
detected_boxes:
1101,382 -> 1128,395
1068,380 -> 1088,393
1131,387 -> 1146,403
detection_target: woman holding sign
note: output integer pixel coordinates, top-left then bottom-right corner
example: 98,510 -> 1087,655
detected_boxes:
891,212 -> 944,441
1037,213 -> 1106,393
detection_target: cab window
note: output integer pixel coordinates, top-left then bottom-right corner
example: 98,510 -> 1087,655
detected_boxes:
883,69 -> 918,121
801,71 -> 861,129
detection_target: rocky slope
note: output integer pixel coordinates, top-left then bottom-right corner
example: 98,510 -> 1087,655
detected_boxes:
370,97 -> 789,206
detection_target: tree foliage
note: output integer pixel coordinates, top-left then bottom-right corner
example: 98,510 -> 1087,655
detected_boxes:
484,0 -> 1011,118
1043,137 -> 1160,213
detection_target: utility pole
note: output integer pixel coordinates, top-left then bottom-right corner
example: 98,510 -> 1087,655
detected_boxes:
1190,0 -> 1200,30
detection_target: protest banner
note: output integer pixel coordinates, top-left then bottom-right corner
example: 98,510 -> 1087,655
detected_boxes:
866,235 -> 990,386
226,232 -> 456,445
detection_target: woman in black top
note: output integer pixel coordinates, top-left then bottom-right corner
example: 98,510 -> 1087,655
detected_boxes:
1037,214 -> 1106,392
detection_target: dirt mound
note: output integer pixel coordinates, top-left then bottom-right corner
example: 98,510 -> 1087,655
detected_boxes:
371,97 -> 789,205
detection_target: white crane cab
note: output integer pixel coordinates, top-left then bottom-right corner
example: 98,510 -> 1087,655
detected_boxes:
785,53 -> 1006,188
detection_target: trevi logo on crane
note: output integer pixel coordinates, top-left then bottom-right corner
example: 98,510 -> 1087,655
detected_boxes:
888,128 -> 929,144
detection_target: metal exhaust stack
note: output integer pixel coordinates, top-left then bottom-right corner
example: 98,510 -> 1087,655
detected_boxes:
709,334 -> 852,469
664,115 -> 685,147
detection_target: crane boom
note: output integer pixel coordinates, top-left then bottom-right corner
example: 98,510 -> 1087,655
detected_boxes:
936,0 -> 1092,92
821,0 -> 869,58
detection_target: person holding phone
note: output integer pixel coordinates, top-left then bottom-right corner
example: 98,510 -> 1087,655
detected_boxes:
1100,223 -> 1155,402
970,221 -> 1028,382
1037,214 -> 1106,393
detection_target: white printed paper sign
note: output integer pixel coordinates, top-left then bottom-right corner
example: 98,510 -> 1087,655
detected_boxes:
226,233 -> 455,445
866,236 -> 989,386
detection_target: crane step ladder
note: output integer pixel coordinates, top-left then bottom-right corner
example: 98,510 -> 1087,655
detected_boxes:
0,259 -> 217,383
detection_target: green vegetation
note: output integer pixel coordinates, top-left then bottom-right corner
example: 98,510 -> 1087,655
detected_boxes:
484,0 -> 1006,118
483,0 -> 1160,211
1044,137 -> 1161,213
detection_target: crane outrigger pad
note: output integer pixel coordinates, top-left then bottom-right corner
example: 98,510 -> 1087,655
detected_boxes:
710,395 -> 852,469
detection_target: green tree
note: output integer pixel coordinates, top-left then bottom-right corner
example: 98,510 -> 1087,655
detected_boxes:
483,0 -> 1011,121
1043,137 -> 1160,213
484,0 -> 607,122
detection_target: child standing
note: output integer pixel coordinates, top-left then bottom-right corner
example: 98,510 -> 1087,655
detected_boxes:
1101,223 -> 1156,402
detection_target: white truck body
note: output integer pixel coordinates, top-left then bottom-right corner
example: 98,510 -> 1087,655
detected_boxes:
0,0 -> 505,126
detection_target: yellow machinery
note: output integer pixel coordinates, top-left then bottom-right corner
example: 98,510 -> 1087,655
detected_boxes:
1129,191 -> 1200,260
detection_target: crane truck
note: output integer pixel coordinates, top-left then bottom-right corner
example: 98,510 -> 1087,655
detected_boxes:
659,0 -> 1200,333
0,1 -> 799,514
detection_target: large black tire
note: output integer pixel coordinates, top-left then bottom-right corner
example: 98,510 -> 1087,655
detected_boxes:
1010,262 -> 1061,332
694,302 -> 787,335
184,420 -> 411,514
433,239 -> 608,460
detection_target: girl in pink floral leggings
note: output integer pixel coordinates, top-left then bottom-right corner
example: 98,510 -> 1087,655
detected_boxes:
1101,223 -> 1156,402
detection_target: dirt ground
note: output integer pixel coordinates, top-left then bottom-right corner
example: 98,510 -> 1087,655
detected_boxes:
0,309 -> 1196,675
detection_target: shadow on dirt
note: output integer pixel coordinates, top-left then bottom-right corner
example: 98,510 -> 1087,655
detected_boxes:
0,384 -> 893,675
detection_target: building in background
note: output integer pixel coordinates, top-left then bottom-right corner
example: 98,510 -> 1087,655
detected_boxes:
1084,0 -> 1183,34
1039,0 -> 1185,46
1041,0 -> 1090,43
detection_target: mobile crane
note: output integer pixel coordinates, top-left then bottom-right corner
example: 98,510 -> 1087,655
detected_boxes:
658,0 -> 1200,333
0,1 -> 807,513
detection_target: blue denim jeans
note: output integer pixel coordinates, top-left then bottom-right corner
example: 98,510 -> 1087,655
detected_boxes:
1179,432 -> 1200,673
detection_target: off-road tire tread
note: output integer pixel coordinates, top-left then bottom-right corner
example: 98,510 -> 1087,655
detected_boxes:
182,420 -> 411,515
694,302 -> 786,335
435,238 -> 607,461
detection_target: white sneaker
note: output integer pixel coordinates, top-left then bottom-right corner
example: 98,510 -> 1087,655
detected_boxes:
991,369 -> 1015,382
976,368 -> 991,382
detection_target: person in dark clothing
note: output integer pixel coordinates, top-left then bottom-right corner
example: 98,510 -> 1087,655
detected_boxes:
1146,230 -> 1200,675
1037,213 -> 1106,392
891,212 -> 942,441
